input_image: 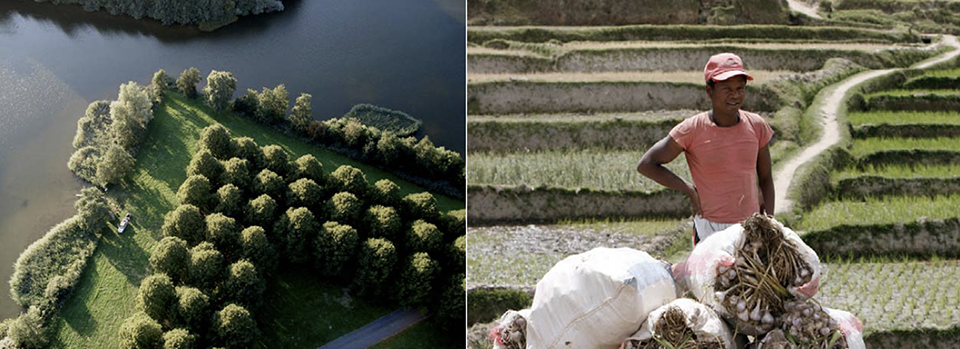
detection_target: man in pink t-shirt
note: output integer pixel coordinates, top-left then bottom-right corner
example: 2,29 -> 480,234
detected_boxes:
637,53 -> 775,245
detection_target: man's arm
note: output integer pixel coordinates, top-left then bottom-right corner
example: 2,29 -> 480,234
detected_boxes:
757,144 -> 774,215
637,136 -> 701,215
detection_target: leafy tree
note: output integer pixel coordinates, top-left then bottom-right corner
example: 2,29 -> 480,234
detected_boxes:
72,100 -> 111,149
198,124 -> 234,160
118,81 -> 154,124
136,273 -> 176,325
343,118 -> 369,148
110,103 -> 140,150
293,154 -> 324,184
68,146 -> 101,182
231,137 -> 263,171
255,84 -> 289,125
150,69 -> 169,103
365,205 -> 401,241
118,312 -> 162,349
189,242 -> 224,291
162,328 -> 195,349
443,209 -> 466,242
7,306 -> 47,349
314,221 -> 358,277
220,157 -> 251,189
186,149 -> 224,185
371,179 -> 401,207
243,194 -> 277,229
233,88 -> 259,118
353,238 -> 397,297
414,136 -> 439,175
162,205 -> 206,247
287,178 -> 323,208
177,67 -> 201,99
402,192 -> 440,222
214,184 -> 243,217
205,213 -> 240,261
325,192 -> 362,226
223,260 -> 265,308
175,286 -> 209,331
329,165 -> 368,196
204,70 -> 237,112
274,207 -> 318,264
260,145 -> 290,178
75,187 -> 111,233
406,219 -> 443,253
96,144 -> 136,186
240,226 -> 277,275
394,252 -> 439,308
254,168 -> 285,201
447,235 -> 466,275
376,131 -> 403,166
150,237 -> 190,284
214,304 -> 258,349
436,273 -> 466,329
176,175 -> 212,211
289,93 -> 313,133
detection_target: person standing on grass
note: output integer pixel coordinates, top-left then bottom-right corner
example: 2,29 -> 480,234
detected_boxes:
637,53 -> 775,246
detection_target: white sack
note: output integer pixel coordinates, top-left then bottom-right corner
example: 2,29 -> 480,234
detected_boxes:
825,308 -> 866,349
619,298 -> 735,349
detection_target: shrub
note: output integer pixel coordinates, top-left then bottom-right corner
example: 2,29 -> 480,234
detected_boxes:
136,274 -> 176,325
118,312 -> 162,349
9,217 -> 95,310
176,175 -> 212,212
220,157 -> 251,189
260,145 -> 290,178
234,88 -> 259,118
254,168 -> 286,202
325,192 -> 363,226
96,144 -> 136,186
68,146 -> 101,183
7,307 -> 47,349
287,178 -> 324,208
255,85 -> 289,125
371,179 -> 401,207
176,67 -> 201,99
314,221 -> 358,277
205,213 -> 240,261
240,226 -> 277,275
443,209 -> 466,242
231,137 -> 263,170
448,235 -> 466,275
149,237 -> 190,284
293,154 -> 324,184
75,187 -> 111,233
162,328 -> 195,349
243,194 -> 277,229
214,184 -> 243,217
214,304 -> 258,349
353,238 -> 397,297
394,252 -> 439,308
274,207 -> 318,264
329,165 -> 368,197
198,124 -> 234,160
365,205 -> 401,241
437,273 -> 466,329
175,286 -> 209,331
406,219 -> 443,253
289,93 -> 313,133
204,70 -> 237,113
188,243 -> 224,291
186,149 -> 224,184
150,69 -> 169,103
223,260 -> 265,309
162,205 -> 206,247
402,192 -> 440,222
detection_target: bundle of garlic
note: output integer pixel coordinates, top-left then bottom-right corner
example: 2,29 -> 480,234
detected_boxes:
620,299 -> 733,349
491,310 -> 528,349
775,301 -> 866,349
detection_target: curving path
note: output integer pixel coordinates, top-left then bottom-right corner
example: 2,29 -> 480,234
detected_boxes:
774,35 -> 960,214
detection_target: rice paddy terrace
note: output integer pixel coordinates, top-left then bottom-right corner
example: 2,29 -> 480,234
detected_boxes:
467,20 -> 960,347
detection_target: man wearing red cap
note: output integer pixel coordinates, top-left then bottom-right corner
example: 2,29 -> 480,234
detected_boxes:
637,53 -> 775,245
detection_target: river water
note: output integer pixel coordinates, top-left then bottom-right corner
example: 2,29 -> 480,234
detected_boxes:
0,0 -> 464,318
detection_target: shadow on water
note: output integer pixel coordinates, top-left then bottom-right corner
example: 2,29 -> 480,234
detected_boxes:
0,0 -> 303,43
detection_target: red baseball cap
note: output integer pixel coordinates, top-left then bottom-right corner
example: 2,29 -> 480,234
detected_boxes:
704,53 -> 753,83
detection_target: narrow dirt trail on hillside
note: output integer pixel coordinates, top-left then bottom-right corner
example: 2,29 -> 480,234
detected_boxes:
788,0 -> 822,20
773,35 -> 960,214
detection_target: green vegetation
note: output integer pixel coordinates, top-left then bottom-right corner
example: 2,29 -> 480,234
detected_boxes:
867,89 -> 960,97
31,0 -> 283,29
345,104 -> 423,137
50,91 -> 462,347
828,0 -> 960,34
849,110 -> 960,125
797,195 -> 960,232
834,164 -> 960,180
468,150 -> 690,191
369,318 -> 464,348
850,137 -> 960,156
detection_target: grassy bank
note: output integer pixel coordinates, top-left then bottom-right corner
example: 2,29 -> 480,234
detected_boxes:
51,92 -> 462,348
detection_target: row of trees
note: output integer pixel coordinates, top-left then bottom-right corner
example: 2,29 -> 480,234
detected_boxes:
119,125 -> 464,348
33,0 -> 283,26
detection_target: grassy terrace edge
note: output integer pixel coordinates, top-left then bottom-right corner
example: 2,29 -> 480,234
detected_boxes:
50,92 -> 463,348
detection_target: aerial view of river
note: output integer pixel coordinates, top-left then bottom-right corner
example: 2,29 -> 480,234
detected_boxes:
0,0 -> 465,318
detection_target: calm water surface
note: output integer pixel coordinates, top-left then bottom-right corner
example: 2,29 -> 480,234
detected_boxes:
0,0 -> 464,318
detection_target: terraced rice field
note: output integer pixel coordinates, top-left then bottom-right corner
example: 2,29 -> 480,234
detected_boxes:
849,111 -> 960,125
833,164 -> 960,180
797,195 -> 960,232
468,70 -> 795,83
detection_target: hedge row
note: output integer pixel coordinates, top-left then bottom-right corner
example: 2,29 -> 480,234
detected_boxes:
864,92 -> 960,111
851,123 -> 960,138
903,75 -> 960,89
856,149 -> 960,168
836,175 -> 960,199
802,217 -> 960,258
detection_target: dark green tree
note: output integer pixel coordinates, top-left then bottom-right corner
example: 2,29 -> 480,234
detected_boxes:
136,273 -> 177,325
329,165 -> 368,197
293,154 -> 324,184
204,70 -> 237,112
175,286 -> 209,331
162,328 -> 195,349
240,226 -> 277,275
233,88 -> 259,118
220,157 -> 251,189
188,242 -> 224,291
254,168 -> 286,201
176,67 -> 201,99
436,273 -> 466,329
186,149 -> 224,185
75,187 -> 111,233
274,207 -> 318,264
394,252 -> 439,308
260,145 -> 290,178
255,84 -> 289,125
223,260 -> 265,309
443,209 -> 466,242
287,178 -> 323,208
314,221 -> 358,277
402,192 -> 440,222
406,219 -> 443,253
205,213 -> 240,261
118,312 -> 163,349
371,179 -> 401,207
150,69 -> 169,103
150,237 -> 190,284
289,93 -> 313,133
214,304 -> 259,349
365,205 -> 401,241
198,124 -> 234,160
162,205 -> 206,247
176,175 -> 212,212
214,184 -> 243,217
353,238 -> 397,297
96,144 -> 136,186
325,192 -> 363,226
448,235 -> 466,275
230,137 -> 263,171
243,194 -> 277,229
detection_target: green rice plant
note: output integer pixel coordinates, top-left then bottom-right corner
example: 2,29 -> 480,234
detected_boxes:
851,137 -> 960,157
849,111 -> 960,126
467,150 -> 691,191
867,89 -> 960,97
797,195 -> 960,232
833,164 -> 960,180
920,68 -> 960,78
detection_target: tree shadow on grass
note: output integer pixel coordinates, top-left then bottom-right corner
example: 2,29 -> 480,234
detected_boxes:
99,226 -> 151,286
58,263 -> 100,338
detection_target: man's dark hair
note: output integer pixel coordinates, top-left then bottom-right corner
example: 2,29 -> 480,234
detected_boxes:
706,79 -> 716,88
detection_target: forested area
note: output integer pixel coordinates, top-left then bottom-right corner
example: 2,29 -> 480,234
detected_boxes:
32,0 -> 283,26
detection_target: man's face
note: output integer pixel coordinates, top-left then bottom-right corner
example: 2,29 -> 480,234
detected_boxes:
706,76 -> 747,114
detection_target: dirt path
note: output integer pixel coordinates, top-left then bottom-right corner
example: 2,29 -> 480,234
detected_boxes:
774,35 -> 960,214
787,0 -> 822,20
316,309 -> 426,349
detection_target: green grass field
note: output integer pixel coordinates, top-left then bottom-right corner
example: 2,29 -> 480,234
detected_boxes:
833,164 -> 960,180
849,111 -> 960,125
796,195 -> 960,232
850,137 -> 960,156
867,89 -> 960,97
51,92 -> 463,348
369,319 -> 463,349
468,150 -> 690,191
920,68 -> 960,78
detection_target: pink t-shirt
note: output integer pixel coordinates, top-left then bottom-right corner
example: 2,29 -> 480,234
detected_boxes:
668,110 -> 774,224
